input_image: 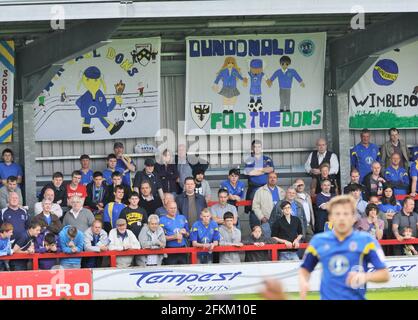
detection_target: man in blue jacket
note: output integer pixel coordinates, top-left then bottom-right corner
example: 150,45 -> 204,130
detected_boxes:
59,225 -> 84,269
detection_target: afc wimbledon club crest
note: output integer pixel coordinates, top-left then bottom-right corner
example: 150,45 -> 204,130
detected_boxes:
131,43 -> 159,67
191,102 -> 212,128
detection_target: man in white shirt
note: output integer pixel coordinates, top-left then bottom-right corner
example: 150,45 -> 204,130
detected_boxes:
305,138 -> 339,177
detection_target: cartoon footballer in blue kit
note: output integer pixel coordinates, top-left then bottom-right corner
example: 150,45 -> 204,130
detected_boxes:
247,59 -> 265,113
76,66 -> 125,135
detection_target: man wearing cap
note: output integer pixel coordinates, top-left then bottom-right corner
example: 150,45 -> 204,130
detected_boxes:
133,158 -> 164,201
113,142 -> 136,189
76,66 -> 124,135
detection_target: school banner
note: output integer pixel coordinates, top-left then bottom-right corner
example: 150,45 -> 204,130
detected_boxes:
0,40 -> 14,143
350,40 -> 418,129
34,38 -> 160,141
185,33 -> 326,135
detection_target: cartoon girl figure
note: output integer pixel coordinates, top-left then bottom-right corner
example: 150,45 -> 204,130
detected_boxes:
212,57 -> 248,114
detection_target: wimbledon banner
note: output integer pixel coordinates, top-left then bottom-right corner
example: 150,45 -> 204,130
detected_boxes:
0,40 -> 14,143
185,33 -> 326,135
34,38 -> 160,141
350,40 -> 418,129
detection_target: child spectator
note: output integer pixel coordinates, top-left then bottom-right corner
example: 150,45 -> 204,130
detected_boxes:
103,171 -> 131,205
0,222 -> 13,271
402,227 -> 418,256
103,154 -> 121,185
0,149 -> 23,186
220,168 -> 245,205
355,203 -> 384,240
219,211 -> 243,263
59,225 -> 84,269
79,154 -> 94,186
119,192 -> 148,238
85,171 -> 107,218
243,225 -> 278,262
66,170 -> 88,205
35,230 -> 61,270
136,214 -> 166,267
103,185 -> 127,233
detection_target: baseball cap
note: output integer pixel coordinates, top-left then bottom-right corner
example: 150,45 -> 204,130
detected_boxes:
84,66 -> 101,79
144,158 -> 155,167
114,142 -> 124,149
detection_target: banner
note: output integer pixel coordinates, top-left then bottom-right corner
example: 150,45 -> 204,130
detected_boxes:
185,33 -> 326,135
350,40 -> 418,129
0,269 -> 92,300
34,38 -> 160,141
0,40 -> 14,143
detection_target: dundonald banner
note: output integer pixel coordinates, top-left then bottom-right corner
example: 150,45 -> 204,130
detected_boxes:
350,40 -> 418,129
185,33 -> 326,135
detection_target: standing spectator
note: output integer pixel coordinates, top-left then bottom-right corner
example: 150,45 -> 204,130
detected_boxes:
210,189 -> 238,227
85,171 -> 107,219
59,225 -> 84,269
392,197 -> 418,255
355,203 -> 384,240
0,192 -> 30,241
38,172 -> 68,207
193,168 -> 212,202
381,128 -> 410,170
103,154 -> 122,185
103,185 -> 127,233
160,201 -> 190,265
0,223 -> 13,271
103,171 -> 131,205
35,232 -> 61,270
0,176 -> 23,209
347,183 -> 368,218
271,201 -> 303,261
155,149 -> 179,195
294,179 -> 315,240
66,170 -> 88,205
311,163 -> 339,197
244,139 -> 274,213
410,159 -> 418,200
32,199 -> 62,235
314,180 -> 336,232
363,162 -> 386,200
83,220 -> 109,268
251,172 -> 285,237
175,144 -> 193,193
79,154 -> 94,186
384,153 -> 409,196
219,211 -> 243,263
190,208 -> 220,264
108,218 -> 141,268
176,177 -> 207,228
350,129 -> 381,182
34,187 -> 63,218
412,146 -> 418,162
343,169 -> 365,196
243,225 -> 278,262
12,222 -> 42,271
133,158 -> 164,200
113,142 -> 136,189
220,168 -> 245,205
305,138 -> 339,177
137,214 -> 166,267
138,181 -> 163,217
119,192 -> 148,238
63,196 -> 95,232
0,149 -> 23,186
155,193 -> 176,217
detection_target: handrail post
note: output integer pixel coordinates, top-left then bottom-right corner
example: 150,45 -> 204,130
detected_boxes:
32,255 -> 39,270
271,248 -> 278,261
110,252 -> 117,268
190,250 -> 197,264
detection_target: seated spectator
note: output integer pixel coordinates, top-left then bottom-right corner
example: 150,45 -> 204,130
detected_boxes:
113,142 -> 136,189
63,196 -> 95,233
103,185 -> 127,233
108,218 -> 141,268
0,148 -> 23,186
347,183 -> 368,218
103,171 -> 131,206
368,195 -> 388,232
133,158 -> 164,200
103,153 -> 122,185
271,201 -> 303,261
38,172 -> 68,207
34,225 -> 61,270
85,171 -> 107,219
402,227 -> 418,256
410,158 -> 418,199
314,180 -> 336,232
160,201 -> 190,265
0,176 -> 23,209
12,222 -> 42,270
219,211 -> 243,263
392,197 -> 418,256
220,168 -> 245,205
0,223 -> 13,271
384,153 -> 409,196
193,168 -> 212,202
363,162 -> 386,200
79,154 -> 94,186
176,177 -> 207,229
305,138 -> 339,178
155,149 -> 179,195
251,172 -> 285,238
294,179 -> 315,241
155,193 -> 176,217
343,168 -> 365,196
83,220 -> 109,268
59,225 -> 84,269
381,128 -> 410,170
136,214 -> 166,267
32,199 -> 62,235
210,189 -> 238,227
355,203 -> 384,240
34,187 -> 63,218
66,170 -> 88,206
0,192 -> 30,241
138,181 -> 163,217
378,185 -> 402,217
190,208 -> 220,264
311,163 -> 339,197
243,225 -> 278,262
119,192 -> 147,238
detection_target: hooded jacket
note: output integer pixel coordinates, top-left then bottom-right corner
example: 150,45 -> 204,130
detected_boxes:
59,225 -> 84,265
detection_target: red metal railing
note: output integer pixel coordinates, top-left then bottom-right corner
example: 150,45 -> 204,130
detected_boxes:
1,239 -> 417,270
